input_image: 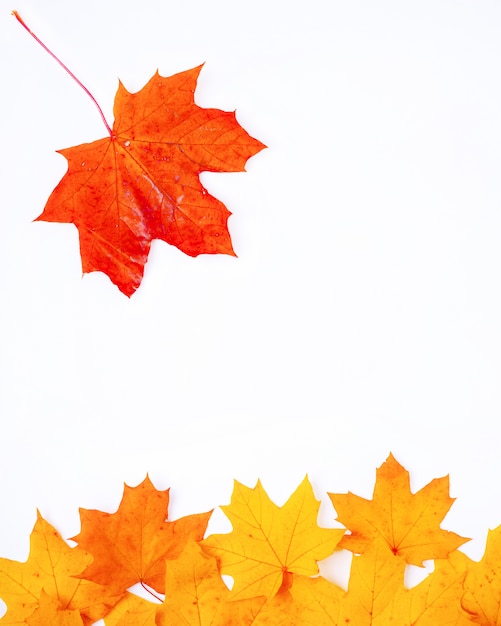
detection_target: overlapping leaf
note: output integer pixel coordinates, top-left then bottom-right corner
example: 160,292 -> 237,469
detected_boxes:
462,525 -> 501,625
250,575 -> 342,625
0,513 -> 123,625
156,541 -> 266,626
337,537 -> 405,625
1,457 -> 500,624
102,594 -> 157,626
26,592 -> 85,626
203,476 -> 344,599
329,453 -> 468,564
72,475 -> 211,595
388,550 -> 472,625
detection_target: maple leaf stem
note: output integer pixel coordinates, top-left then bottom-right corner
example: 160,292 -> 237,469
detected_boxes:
12,10 -> 113,137
140,581 -> 163,602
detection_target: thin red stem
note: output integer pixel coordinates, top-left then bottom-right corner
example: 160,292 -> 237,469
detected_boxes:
12,10 -> 113,137
140,581 -> 163,603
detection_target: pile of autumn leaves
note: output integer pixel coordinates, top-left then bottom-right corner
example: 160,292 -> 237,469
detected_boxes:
0,455 -> 499,625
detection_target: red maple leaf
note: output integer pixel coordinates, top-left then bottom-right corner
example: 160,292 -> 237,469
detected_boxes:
14,12 -> 265,296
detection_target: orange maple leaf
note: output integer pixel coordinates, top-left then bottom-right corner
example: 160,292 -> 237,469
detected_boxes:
203,476 -> 344,600
329,453 -> 469,565
14,12 -> 265,296
462,524 -> 501,625
72,475 -> 211,595
0,512 -> 123,625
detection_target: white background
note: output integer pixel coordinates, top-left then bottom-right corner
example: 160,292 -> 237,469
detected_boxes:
1,0 -> 501,594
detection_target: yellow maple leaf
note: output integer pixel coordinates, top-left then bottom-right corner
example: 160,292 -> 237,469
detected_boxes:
335,542 -> 472,624
156,541 -> 266,626
26,591 -> 84,626
251,575 -> 343,625
385,550 -> 472,625
203,476 -> 344,599
0,512 -> 123,625
338,536 -> 406,625
462,525 -> 501,625
288,575 -> 342,625
329,453 -> 468,565
102,593 -> 157,626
